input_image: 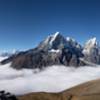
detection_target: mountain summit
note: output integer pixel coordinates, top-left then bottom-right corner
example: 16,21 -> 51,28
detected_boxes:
38,32 -> 67,50
83,37 -> 100,64
83,37 -> 98,54
38,32 -> 82,53
1,32 -> 100,69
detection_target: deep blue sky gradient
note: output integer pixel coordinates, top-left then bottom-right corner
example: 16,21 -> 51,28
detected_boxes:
0,0 -> 100,51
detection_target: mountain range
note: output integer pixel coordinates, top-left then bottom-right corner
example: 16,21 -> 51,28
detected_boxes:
1,32 -> 100,69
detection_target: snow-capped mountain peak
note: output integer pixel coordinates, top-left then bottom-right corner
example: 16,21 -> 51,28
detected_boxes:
49,32 -> 61,45
83,37 -> 98,53
85,37 -> 98,48
66,37 -> 75,42
43,32 -> 60,45
37,32 -> 83,52
83,37 -> 99,55
82,37 -> 100,64
66,37 -> 82,49
38,32 -> 67,50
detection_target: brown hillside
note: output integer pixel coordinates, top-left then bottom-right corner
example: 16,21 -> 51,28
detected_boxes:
18,79 -> 100,100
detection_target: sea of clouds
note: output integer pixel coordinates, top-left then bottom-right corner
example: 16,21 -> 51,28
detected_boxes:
0,57 -> 100,95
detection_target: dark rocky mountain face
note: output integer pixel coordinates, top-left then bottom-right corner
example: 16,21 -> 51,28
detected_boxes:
11,50 -> 61,69
1,32 -> 100,69
1,48 -> 84,69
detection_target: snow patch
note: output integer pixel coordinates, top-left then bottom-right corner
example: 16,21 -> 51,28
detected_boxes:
0,56 -> 8,61
66,37 -> 75,42
49,49 -> 61,53
49,32 -> 60,45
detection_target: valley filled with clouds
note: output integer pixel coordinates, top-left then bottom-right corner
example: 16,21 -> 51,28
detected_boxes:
0,57 -> 100,95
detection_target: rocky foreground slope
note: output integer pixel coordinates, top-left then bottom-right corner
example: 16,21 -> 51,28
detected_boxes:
1,32 -> 100,69
18,79 -> 100,100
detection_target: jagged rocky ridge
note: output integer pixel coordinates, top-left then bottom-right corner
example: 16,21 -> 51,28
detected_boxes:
1,32 -> 100,69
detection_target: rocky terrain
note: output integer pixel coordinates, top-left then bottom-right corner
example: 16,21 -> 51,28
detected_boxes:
1,32 -> 100,69
17,79 -> 100,100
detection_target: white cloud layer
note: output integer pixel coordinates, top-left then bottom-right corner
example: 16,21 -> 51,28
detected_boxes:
0,57 -> 100,95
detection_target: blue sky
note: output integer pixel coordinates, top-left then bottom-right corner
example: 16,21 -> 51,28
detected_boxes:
0,0 -> 100,51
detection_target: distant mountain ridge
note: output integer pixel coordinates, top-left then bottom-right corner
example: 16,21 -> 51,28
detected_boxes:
1,32 -> 100,69
0,50 -> 19,57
